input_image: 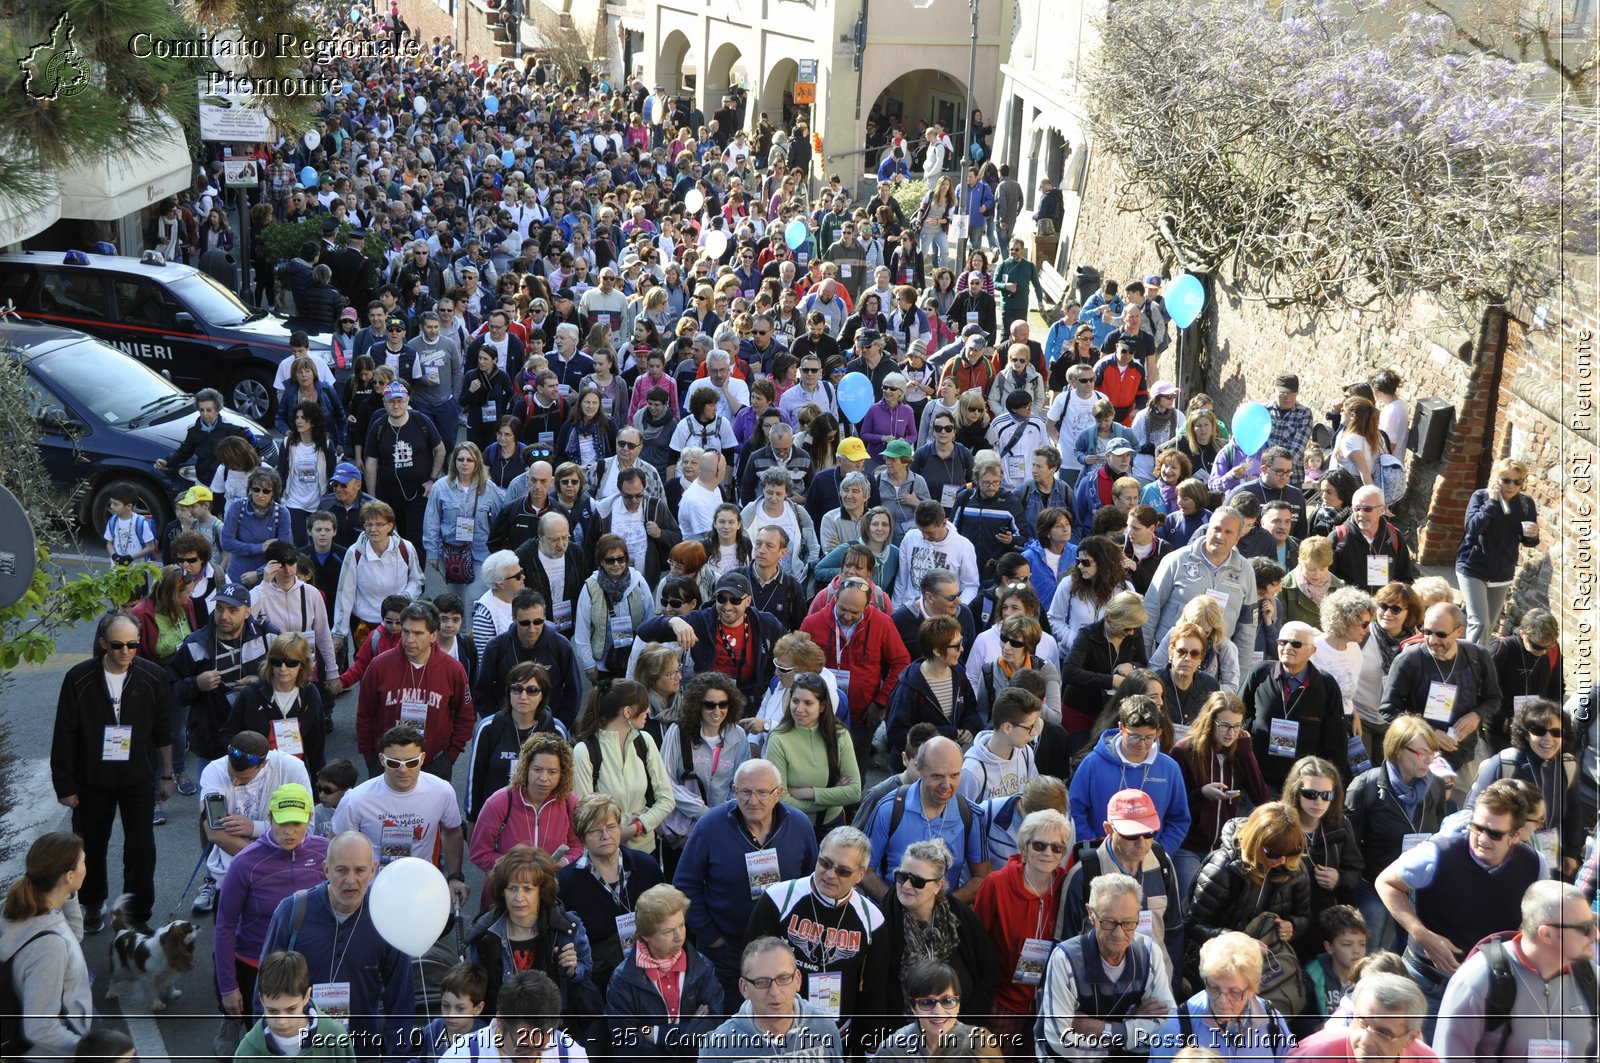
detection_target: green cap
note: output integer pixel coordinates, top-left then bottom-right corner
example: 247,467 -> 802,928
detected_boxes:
881,439 -> 915,460
268,782 -> 314,824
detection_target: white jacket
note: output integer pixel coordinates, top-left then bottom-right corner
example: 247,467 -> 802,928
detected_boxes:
330,532 -> 424,636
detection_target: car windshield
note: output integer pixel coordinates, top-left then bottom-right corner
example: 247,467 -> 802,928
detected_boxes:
27,337 -> 189,425
170,271 -> 255,326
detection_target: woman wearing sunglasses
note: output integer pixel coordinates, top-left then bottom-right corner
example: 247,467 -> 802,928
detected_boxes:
1171,692 -> 1269,900
659,672 -> 750,846
575,533 -> 656,684
972,809 -> 1074,1049
1466,699 -> 1582,879
877,840 -> 998,1026
976,615 -> 1062,724
1456,457 -> 1542,646
221,632 -> 327,778
1280,757 -> 1362,955
871,961 -> 993,1062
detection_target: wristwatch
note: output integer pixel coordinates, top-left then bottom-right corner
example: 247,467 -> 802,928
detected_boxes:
446,871 -> 466,883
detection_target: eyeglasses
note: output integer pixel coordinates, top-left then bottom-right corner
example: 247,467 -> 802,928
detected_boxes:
1214,722 -> 1243,735
816,854 -> 860,877
1499,477 -> 1524,486
1206,983 -> 1252,1002
381,754 -> 425,770
734,786 -> 781,799
517,617 -> 546,628
559,477 -> 581,484
1114,829 -> 1157,842
912,995 -> 961,1011
1028,840 -> 1067,854
1095,917 -> 1141,933
1376,603 -> 1405,615
715,593 -> 745,605
1121,732 -> 1158,747
1548,920 -> 1599,935
104,640 -> 139,651
702,698 -> 730,710
1263,846 -> 1300,860
1172,647 -> 1204,659
269,657 -> 299,669
1469,821 -> 1511,841
893,869 -> 937,889
602,555 -> 628,565
742,971 -> 799,989
1527,723 -> 1564,739
1419,627 -> 1458,639
1298,787 -> 1335,802
508,683 -> 543,697
227,748 -> 266,766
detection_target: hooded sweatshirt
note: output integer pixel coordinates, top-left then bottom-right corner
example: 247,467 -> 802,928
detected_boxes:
1067,728 -> 1191,854
699,998 -> 845,1063
215,831 -> 332,995
971,854 -> 1068,1015
958,730 -> 1037,803
0,905 -> 92,1058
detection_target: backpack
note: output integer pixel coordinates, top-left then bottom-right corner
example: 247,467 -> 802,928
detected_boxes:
1489,747 -> 1577,791
584,732 -> 656,810
1468,930 -> 1598,1052
1056,841 -> 1179,938
878,783 -> 976,876
1373,451 -> 1406,506
0,930 -> 59,1056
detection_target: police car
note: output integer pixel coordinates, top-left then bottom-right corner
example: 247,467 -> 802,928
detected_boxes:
2,316 -> 274,531
0,249 -> 333,424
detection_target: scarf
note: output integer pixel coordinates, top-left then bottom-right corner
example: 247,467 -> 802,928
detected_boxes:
1296,567 -> 1331,606
1145,405 -> 1178,443
635,937 -> 688,1021
901,894 -> 962,971
596,567 -> 632,608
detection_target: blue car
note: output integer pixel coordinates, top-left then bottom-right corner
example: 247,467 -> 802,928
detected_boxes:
2,318 -> 274,532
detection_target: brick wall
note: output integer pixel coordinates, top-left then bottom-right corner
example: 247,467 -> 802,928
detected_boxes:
1069,152 -> 1599,690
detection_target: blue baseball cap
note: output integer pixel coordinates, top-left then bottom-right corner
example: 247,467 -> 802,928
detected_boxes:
330,462 -> 362,485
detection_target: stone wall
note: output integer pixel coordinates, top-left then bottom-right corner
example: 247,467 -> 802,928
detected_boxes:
1067,152 -> 1599,690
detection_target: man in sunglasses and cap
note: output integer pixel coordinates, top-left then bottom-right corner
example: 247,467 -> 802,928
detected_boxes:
638,572 -> 787,706
171,581 -> 281,776
1059,788 -> 1187,983
193,730 -> 311,915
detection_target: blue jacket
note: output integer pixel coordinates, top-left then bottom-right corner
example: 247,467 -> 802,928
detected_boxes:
1071,465 -> 1116,539
256,884 -> 415,1059
1455,488 -> 1539,582
1068,728 -> 1192,854
605,942 -> 724,1056
1078,292 -> 1125,347
1020,538 -> 1077,616
220,498 -> 295,582
960,179 -> 994,221
277,382 -> 348,446
1043,318 -> 1076,367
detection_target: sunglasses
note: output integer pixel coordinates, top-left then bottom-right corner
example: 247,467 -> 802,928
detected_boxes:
1376,603 -> 1405,614
381,754 -> 425,770
617,440 -> 640,449
1028,841 -> 1068,854
602,555 -> 628,565
269,657 -> 299,669
517,617 -> 546,627
702,698 -> 730,710
317,784 -> 343,795
508,683 -> 543,697
1000,636 -> 1030,650
1263,846 -> 1300,860
1499,477 -> 1524,486
1419,627 -> 1458,639
715,593 -> 745,605
176,555 -> 202,564
661,598 -> 689,609
893,869 -> 937,889
505,571 -> 526,581
1172,647 -> 1204,659
1469,821 -> 1511,841
250,486 -> 275,495
559,477 -> 581,484
1527,723 -> 1564,739
1351,505 -> 1380,513
933,424 -> 955,432
104,640 -> 139,651
1076,557 -> 1096,568
1297,787 -> 1335,802
228,748 -> 266,766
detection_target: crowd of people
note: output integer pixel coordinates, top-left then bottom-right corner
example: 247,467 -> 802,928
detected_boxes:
5,5 -> 1598,1063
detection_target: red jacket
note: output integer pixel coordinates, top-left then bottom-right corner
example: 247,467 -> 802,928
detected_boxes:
355,646 -> 475,762
1094,357 -> 1147,423
799,604 -> 910,721
338,623 -> 399,687
971,854 -> 1070,1015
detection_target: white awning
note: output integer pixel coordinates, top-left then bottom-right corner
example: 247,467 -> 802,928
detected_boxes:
57,113 -> 192,222
0,150 -> 62,247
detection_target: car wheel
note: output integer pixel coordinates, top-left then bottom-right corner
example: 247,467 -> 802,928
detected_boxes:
89,477 -> 174,537
230,368 -> 275,423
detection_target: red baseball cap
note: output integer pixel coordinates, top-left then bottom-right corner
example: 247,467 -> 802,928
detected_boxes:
1105,789 -> 1161,836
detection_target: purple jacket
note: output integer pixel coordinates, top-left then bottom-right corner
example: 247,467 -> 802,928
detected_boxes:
860,400 -> 917,459
214,831 -> 330,995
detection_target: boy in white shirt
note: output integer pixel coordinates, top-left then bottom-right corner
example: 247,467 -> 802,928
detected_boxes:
959,687 -> 1041,802
104,486 -> 158,566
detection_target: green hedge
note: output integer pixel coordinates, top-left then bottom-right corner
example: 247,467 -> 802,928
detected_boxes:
260,218 -> 386,290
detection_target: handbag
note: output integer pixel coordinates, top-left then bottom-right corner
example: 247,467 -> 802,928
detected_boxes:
1244,911 -> 1308,1017
442,489 -> 480,584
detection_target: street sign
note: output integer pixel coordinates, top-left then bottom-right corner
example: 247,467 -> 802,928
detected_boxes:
794,82 -> 815,105
798,60 -> 817,83
198,78 -> 272,142
223,159 -> 258,188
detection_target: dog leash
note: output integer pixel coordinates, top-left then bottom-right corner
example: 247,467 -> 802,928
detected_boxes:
167,845 -> 210,920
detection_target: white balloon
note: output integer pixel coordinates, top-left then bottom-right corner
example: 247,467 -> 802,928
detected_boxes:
684,188 -> 704,214
703,230 -> 728,260
367,857 -> 450,957
303,129 -> 321,151
414,96 -> 429,115
593,134 -> 609,152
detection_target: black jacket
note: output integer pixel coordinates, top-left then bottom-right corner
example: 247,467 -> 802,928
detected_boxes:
1328,516 -> 1417,591
1240,660 -> 1348,789
636,605 -> 786,703
52,656 -> 173,796
297,280 -> 347,333
464,707 -> 565,820
475,627 -> 583,728
514,543 -> 586,637
167,618 -> 280,760
221,679 -> 327,776
163,416 -> 254,487
1343,765 -> 1448,885
1300,821 -> 1364,943
556,849 -> 665,993
877,888 -> 997,1020
884,659 -> 983,769
1186,818 -> 1312,981
1061,621 -> 1148,727
595,496 -> 682,587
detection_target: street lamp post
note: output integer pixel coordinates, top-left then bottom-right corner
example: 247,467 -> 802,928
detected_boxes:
911,0 -> 980,268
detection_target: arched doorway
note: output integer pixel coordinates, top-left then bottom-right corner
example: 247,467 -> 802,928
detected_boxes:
657,29 -> 693,97
868,68 -> 969,148
760,58 -> 803,131
704,42 -> 749,127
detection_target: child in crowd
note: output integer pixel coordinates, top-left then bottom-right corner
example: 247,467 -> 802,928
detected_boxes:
103,487 -> 158,567
236,949 -> 353,1059
1301,442 -> 1326,484
306,511 -> 344,610
162,484 -> 223,562
1304,905 -> 1367,1018
412,962 -> 490,1063
313,758 -> 359,839
1322,950 -> 1405,1027
1249,557 -> 1285,667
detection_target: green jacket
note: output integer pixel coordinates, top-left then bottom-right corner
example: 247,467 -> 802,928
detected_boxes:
995,260 -> 1045,308
234,1011 -> 356,1060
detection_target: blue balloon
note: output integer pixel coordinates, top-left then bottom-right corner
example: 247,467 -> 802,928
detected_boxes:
1232,402 -> 1273,457
1167,274 -> 1206,329
485,95 -> 500,115
837,372 -> 874,425
299,166 -> 317,187
785,218 -> 809,251
502,150 -> 515,167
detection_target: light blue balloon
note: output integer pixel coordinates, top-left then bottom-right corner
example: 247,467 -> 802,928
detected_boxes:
342,82 -> 354,97
837,372 -> 874,425
502,150 -> 515,167
299,166 -> 317,186
785,218 -> 809,251
1232,402 -> 1273,457
485,95 -> 500,115
1167,274 -> 1206,329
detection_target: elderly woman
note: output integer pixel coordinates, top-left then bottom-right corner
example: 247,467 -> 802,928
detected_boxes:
0,833 -> 91,1056
1061,590 -> 1148,740
814,510 -> 900,593
879,839 -> 999,1024
1150,594 -> 1241,694
1172,692 -> 1270,900
740,466 -> 820,579
976,615 -> 1063,723
1343,716 -> 1446,952
556,793 -> 666,997
873,440 -> 930,545
470,550 -> 527,662
605,884 -> 723,1057
468,845 -> 598,1018
1365,581 -> 1423,760
660,672 -> 750,844
871,961 -> 993,1062
1314,587 -> 1381,741
1457,457 -> 1541,646
1186,802 -> 1311,988
820,470 -> 871,552
861,372 -> 918,460
1468,698 -> 1583,878
972,810 -> 1074,1047
220,468 -> 293,584
1155,623 -> 1226,727
1279,535 -> 1342,630
1151,931 -> 1293,1061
